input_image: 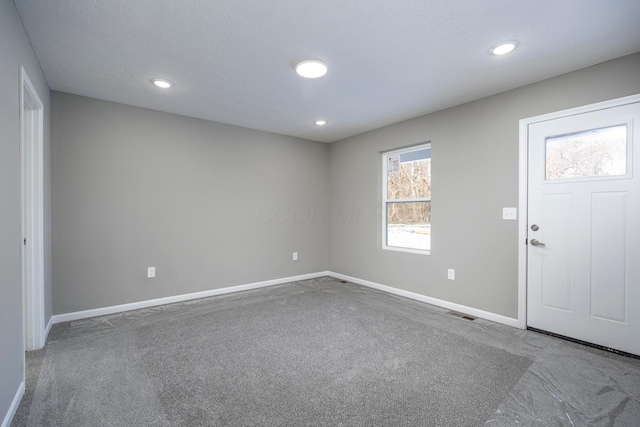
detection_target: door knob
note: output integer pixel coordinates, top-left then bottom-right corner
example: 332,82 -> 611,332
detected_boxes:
530,239 -> 545,247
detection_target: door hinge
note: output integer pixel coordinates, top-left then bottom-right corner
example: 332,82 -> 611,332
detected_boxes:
525,238 -> 528,245
23,238 -> 27,245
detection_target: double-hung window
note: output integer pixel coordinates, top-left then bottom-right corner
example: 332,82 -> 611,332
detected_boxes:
382,143 -> 431,254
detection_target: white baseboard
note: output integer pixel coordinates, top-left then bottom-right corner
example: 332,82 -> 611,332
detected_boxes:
44,316 -> 53,343
1,381 -> 24,427
51,270 -> 519,328
52,271 -> 329,324
328,271 -> 520,328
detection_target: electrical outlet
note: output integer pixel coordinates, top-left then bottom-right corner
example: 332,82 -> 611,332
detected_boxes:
447,269 -> 455,280
502,207 -> 517,220
147,267 -> 156,279
293,252 -> 298,261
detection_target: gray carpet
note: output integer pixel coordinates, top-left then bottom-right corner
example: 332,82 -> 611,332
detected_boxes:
14,277 -> 532,426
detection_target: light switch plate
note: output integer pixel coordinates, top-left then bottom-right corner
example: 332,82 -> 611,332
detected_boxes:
502,207 -> 517,220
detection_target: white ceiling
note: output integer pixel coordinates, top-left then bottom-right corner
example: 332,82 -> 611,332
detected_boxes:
14,0 -> 640,143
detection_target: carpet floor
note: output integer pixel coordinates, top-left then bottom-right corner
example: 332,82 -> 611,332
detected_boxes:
12,276 -> 640,426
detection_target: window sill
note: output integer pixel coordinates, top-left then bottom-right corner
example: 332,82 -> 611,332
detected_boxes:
382,245 -> 431,256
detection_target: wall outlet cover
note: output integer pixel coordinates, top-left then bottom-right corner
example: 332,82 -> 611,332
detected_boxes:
147,267 -> 156,279
502,207 -> 517,220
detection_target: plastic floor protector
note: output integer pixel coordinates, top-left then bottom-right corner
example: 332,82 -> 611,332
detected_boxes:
12,276 -> 640,426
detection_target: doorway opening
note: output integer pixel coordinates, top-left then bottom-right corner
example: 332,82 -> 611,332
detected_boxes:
518,93 -> 640,356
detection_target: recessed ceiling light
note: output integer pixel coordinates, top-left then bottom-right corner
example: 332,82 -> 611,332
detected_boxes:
491,42 -> 517,56
152,78 -> 173,89
315,120 -> 327,126
296,60 -> 328,78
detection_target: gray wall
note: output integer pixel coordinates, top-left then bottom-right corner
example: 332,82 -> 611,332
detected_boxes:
51,92 -> 329,315
0,0 -> 51,422
329,52 -> 640,319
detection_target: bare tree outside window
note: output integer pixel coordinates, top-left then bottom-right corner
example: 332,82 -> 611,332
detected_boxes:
546,125 -> 627,180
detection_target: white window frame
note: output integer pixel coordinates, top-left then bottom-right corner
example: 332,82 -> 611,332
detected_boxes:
382,143 -> 431,255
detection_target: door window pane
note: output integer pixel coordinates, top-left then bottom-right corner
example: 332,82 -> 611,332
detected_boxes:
546,125 -> 627,180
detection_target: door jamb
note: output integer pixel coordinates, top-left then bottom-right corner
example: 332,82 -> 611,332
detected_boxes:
20,66 -> 45,361
517,93 -> 640,330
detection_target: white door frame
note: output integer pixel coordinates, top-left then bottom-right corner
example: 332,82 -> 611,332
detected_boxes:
517,93 -> 640,329
20,66 -> 45,355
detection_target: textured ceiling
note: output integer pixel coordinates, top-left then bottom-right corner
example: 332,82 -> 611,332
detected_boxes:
14,0 -> 640,143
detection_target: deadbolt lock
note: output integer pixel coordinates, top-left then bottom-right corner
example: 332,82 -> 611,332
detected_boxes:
531,224 -> 539,231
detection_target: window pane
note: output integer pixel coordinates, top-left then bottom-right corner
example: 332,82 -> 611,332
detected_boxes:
386,201 -> 431,250
546,125 -> 627,180
387,148 -> 431,199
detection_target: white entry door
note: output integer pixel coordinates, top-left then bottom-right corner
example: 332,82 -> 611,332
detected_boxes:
527,98 -> 640,356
